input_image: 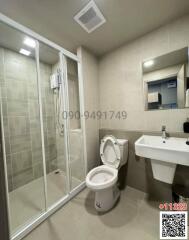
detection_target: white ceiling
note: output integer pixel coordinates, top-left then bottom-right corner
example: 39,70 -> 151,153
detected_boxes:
1,0 -> 189,56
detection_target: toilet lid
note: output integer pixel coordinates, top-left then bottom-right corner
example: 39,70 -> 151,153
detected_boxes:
100,135 -> 121,169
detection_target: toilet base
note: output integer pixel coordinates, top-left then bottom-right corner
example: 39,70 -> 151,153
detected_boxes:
94,185 -> 120,212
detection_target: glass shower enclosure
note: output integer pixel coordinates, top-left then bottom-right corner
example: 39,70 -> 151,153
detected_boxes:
0,14 -> 86,240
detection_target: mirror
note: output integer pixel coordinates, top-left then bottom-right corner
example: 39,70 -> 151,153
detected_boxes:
142,47 -> 189,110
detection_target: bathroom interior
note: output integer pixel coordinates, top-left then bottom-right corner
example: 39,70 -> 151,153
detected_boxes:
0,0 -> 189,240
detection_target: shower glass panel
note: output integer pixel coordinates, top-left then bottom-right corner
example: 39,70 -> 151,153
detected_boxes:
0,22 -> 45,234
66,57 -> 85,190
39,42 -> 68,207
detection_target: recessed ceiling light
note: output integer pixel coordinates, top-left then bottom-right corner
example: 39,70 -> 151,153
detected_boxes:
143,60 -> 154,68
23,37 -> 36,48
19,48 -> 31,56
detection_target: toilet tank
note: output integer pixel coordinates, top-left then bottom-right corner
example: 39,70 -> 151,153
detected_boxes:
117,139 -> 129,167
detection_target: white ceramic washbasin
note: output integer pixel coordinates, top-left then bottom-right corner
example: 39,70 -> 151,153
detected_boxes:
135,135 -> 189,184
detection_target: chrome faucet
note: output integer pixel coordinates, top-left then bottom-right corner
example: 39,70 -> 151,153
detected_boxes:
162,125 -> 167,139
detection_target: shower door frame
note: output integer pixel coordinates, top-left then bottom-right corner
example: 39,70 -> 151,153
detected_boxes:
0,13 -> 87,240
61,53 -> 88,190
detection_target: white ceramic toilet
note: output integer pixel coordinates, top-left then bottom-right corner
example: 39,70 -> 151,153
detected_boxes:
86,135 -> 128,212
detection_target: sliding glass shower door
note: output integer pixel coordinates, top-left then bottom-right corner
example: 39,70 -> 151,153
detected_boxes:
64,56 -> 86,190
0,22 -> 46,234
38,42 -> 68,207
0,17 -> 86,240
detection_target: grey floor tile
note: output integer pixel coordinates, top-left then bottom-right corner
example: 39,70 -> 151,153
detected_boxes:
9,171 -> 81,234
22,186 -> 163,240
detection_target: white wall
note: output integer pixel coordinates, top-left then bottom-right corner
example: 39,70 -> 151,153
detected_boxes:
78,47 -> 100,171
99,14 -> 189,132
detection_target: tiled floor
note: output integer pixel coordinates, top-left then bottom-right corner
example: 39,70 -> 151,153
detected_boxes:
9,171 -> 81,234
23,186 -> 163,240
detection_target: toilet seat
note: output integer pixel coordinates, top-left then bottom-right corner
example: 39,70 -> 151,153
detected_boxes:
100,135 -> 121,169
86,165 -> 118,190
85,135 -> 128,212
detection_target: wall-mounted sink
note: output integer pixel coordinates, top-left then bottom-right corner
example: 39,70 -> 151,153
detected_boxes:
135,135 -> 189,184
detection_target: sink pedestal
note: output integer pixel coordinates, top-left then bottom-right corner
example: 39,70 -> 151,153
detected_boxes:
135,135 -> 189,184
151,159 -> 177,184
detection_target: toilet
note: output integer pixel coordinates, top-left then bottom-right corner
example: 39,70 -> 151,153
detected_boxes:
86,135 -> 128,212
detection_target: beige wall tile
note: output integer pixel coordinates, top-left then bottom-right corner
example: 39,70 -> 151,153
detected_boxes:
140,25 -> 169,59
99,14 -> 189,132
168,15 -> 189,51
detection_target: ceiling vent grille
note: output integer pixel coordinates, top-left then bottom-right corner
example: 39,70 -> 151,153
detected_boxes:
74,1 -> 106,33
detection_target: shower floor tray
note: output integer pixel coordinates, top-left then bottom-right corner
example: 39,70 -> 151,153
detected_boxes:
9,170 -> 81,234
